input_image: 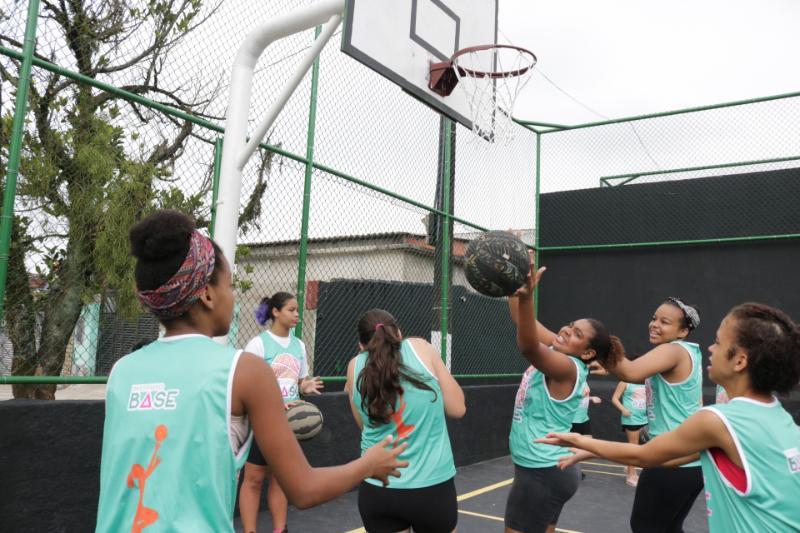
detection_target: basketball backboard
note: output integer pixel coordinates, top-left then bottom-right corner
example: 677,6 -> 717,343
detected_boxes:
341,0 -> 499,131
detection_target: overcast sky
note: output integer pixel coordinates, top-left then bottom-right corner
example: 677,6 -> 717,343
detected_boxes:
500,0 -> 800,124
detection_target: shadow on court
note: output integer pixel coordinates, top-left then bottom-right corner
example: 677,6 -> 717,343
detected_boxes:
234,455 -> 709,533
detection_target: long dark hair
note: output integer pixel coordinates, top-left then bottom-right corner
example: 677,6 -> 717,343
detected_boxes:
356,309 -> 436,426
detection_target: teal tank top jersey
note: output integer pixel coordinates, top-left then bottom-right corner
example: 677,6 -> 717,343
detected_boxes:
352,339 -> 455,488
572,386 -> 590,424
700,398 -> 800,532
645,340 -> 702,467
510,356 -> 589,468
715,384 -> 729,404
621,383 -> 648,426
96,336 -> 252,533
257,331 -> 305,403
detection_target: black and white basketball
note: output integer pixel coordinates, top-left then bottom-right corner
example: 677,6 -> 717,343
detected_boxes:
464,231 -> 530,297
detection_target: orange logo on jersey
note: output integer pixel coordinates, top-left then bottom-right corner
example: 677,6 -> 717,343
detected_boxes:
390,397 -> 415,440
126,424 -> 168,533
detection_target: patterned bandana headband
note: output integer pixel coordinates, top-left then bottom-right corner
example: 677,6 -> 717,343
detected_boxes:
667,297 -> 700,329
137,231 -> 216,320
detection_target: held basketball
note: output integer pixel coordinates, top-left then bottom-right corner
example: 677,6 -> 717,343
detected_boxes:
464,231 -> 530,297
287,400 -> 324,441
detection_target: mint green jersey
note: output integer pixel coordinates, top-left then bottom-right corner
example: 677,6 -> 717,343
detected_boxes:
353,339 -> 455,488
253,331 -> 307,403
715,384 -> 729,404
645,340 -> 702,467
510,357 -> 589,468
701,398 -> 800,532
96,336 -> 252,533
621,383 -> 648,426
572,386 -> 590,424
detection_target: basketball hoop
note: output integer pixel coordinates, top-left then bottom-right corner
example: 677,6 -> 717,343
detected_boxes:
430,44 -> 536,143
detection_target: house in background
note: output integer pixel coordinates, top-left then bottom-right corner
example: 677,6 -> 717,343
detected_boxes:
237,231 -> 476,368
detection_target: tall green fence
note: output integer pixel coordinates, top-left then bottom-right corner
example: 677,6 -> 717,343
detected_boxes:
1,0 -> 799,389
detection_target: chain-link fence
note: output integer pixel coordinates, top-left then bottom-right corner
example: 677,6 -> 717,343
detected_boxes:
2,0 -> 799,390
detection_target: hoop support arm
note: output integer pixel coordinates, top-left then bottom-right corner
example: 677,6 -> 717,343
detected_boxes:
215,0 -> 345,266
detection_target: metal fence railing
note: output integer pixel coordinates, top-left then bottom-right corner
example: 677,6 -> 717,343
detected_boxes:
2,1 -> 799,395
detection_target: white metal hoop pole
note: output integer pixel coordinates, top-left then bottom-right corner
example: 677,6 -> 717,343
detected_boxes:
215,0 -> 345,267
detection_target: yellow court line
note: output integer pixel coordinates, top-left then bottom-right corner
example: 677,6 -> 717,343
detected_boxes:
458,509 -> 504,522
581,468 -> 627,477
344,528 -> 365,533
456,478 -> 514,501
581,460 -> 626,469
457,510 -> 582,533
581,460 -> 641,471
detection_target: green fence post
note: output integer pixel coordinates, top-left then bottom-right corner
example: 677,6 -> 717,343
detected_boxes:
209,138 -> 223,237
295,26 -> 322,339
439,118 -> 454,362
534,132 -> 542,313
0,0 -> 41,322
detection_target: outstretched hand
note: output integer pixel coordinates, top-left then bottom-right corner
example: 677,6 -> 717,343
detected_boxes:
557,448 -> 596,470
535,431 -> 583,448
301,376 -> 324,395
364,435 -> 409,487
515,250 -> 546,298
588,361 -> 609,376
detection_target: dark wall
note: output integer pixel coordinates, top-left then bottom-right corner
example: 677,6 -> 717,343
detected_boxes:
540,167 -> 800,247
0,385 -> 515,532
538,239 -> 800,371
3,386 -> 799,531
314,280 -> 527,376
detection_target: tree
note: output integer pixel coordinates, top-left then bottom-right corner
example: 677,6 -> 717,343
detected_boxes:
0,0 -> 272,398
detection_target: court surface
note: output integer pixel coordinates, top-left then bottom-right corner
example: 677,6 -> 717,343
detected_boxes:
234,455 -> 708,532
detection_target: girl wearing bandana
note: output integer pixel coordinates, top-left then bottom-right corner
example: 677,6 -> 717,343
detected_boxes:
539,303 -> 800,533
572,297 -> 704,532
95,210 -> 408,532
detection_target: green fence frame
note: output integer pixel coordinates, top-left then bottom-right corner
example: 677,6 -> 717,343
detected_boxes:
2,1 -> 800,385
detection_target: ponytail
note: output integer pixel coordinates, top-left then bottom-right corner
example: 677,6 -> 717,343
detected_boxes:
585,318 -> 625,369
356,309 -> 436,426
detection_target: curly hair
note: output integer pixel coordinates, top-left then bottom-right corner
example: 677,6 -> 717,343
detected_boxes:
585,318 -> 625,369
728,303 -> 800,395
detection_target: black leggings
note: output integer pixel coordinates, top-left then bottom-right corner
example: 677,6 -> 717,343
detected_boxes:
630,466 -> 703,533
358,477 -> 457,533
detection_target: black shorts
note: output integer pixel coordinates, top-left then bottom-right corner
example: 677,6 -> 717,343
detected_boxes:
246,442 -> 267,466
357,477 -> 457,533
622,423 -> 647,432
505,464 -> 581,533
571,420 -> 591,435
630,466 -> 703,533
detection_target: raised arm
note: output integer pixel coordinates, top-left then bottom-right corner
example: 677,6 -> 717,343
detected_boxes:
508,294 -> 558,346
234,354 -> 406,508
611,381 -> 630,416
606,343 -> 685,384
538,410 -> 731,469
514,257 -> 577,384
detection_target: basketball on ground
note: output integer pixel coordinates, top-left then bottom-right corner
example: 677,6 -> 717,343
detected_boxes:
287,400 -> 324,441
464,231 -> 530,297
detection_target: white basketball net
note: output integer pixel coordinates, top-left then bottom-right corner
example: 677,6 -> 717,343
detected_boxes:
452,46 -> 536,143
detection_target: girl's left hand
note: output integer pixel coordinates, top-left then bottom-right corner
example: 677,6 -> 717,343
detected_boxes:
300,376 -> 324,395
535,432 -> 582,448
